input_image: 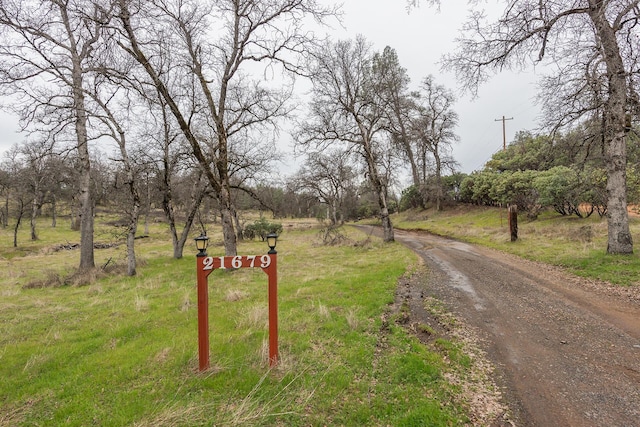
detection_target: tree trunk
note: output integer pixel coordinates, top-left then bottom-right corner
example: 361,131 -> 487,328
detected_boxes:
144,173 -> 150,236
379,197 -> 394,242
331,202 -> 338,225
434,150 -> 443,212
406,145 -> 421,189
51,194 -> 57,228
175,227 -> 191,259
77,136 -> 94,270
123,152 -> 140,276
219,186 -> 237,256
178,177 -> 206,258
126,202 -> 139,276
508,204 -> 518,242
589,4 -> 633,254
160,177 -> 182,259
233,205 -> 244,241
70,195 -> 79,230
398,130 -> 421,188
363,141 -> 394,242
69,29 -> 94,270
215,129 -> 237,256
604,130 -> 632,254
30,191 -> 39,241
2,192 -> 7,227
160,168 -> 205,260
13,200 -> 24,248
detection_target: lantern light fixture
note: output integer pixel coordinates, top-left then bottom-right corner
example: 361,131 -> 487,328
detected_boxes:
266,233 -> 278,254
195,233 -> 209,256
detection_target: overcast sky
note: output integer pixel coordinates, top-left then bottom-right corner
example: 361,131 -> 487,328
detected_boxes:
0,1 -> 544,178
331,1 -> 544,176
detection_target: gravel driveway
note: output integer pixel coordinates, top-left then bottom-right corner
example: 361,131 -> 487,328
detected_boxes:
361,226 -> 640,426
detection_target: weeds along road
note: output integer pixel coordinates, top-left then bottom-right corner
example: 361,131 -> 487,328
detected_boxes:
358,225 -> 640,427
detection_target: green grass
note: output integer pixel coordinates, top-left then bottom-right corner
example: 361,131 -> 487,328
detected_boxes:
393,205 -> 640,286
0,217 -> 476,426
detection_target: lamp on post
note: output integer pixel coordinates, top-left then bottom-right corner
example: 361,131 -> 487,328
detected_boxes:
195,233 -> 209,257
266,233 -> 278,254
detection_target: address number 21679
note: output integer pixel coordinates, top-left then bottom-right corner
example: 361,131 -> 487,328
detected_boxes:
202,255 -> 272,271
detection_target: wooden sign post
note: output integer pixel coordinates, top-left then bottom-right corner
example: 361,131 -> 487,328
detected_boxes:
508,204 -> 518,242
195,234 -> 279,372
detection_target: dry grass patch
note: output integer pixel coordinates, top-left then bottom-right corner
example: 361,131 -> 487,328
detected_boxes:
315,300 -> 330,319
138,276 -> 160,290
180,291 -> 192,311
345,307 -> 359,329
131,403 -> 208,427
153,347 -> 172,364
236,304 -> 268,330
134,293 -> 150,312
87,284 -> 104,295
225,289 -> 249,302
22,270 -> 63,289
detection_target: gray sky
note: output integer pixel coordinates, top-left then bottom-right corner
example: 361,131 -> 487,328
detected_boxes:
0,110 -> 19,156
0,1 -> 544,177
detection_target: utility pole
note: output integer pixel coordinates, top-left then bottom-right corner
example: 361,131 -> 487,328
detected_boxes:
495,115 -> 513,150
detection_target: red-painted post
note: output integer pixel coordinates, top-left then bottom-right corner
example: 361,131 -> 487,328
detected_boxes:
195,233 -> 211,372
196,253 -> 210,372
266,252 -> 278,367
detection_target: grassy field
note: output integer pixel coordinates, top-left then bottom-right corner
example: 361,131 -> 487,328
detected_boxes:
393,205 -> 640,286
0,214 -> 484,426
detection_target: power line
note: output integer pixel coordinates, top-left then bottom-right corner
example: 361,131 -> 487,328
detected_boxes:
494,115 -> 514,150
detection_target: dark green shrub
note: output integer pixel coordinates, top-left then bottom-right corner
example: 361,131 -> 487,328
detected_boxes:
399,185 -> 423,211
243,217 -> 283,241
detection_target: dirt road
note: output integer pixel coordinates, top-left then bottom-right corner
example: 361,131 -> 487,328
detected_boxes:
362,226 -> 640,426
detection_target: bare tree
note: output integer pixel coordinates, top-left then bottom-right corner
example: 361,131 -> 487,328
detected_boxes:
1,146 -> 31,247
141,96 -> 209,260
372,47 -> 421,188
0,0 -> 110,268
422,0 -> 638,254
410,75 -> 459,211
42,152 -> 72,229
114,0 -> 336,255
89,87 -> 143,275
297,36 -> 395,242
294,149 -> 356,225
227,125 -> 283,236
18,139 -> 58,241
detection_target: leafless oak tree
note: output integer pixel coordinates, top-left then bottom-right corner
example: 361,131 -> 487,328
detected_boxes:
410,75 -> 459,211
88,83 -> 143,275
419,0 -> 639,254
0,0 -> 110,268
139,94 -> 208,260
294,149 -> 356,225
297,36 -> 395,242
372,47 -> 421,189
18,139 -> 58,241
114,0 -> 337,256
